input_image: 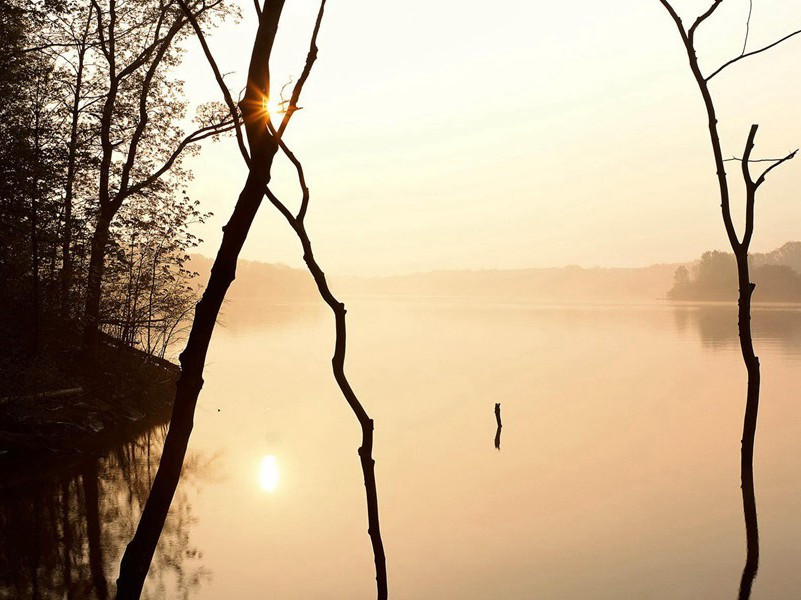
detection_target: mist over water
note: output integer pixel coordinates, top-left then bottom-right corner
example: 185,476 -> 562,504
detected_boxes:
4,299 -> 801,599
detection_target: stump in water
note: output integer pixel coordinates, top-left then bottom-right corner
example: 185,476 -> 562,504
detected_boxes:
494,403 -> 502,450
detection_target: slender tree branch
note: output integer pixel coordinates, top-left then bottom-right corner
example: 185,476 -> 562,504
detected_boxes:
91,0 -> 111,61
176,0 -> 250,165
724,156 -> 793,163
741,124 -> 758,247
124,120 -> 235,201
755,149 -> 797,187
689,0 -> 724,37
658,0 -> 740,250
274,0 -> 326,140
276,138 -> 310,221
118,17 -> 185,196
707,28 -> 801,81
741,0 -> 753,55
264,180 -> 389,599
264,186 -> 297,226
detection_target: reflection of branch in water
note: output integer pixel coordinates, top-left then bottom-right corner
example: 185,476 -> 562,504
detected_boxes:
83,462 -> 109,599
0,420 -> 211,600
672,305 -> 801,355
738,459 -> 759,600
494,403 -> 502,450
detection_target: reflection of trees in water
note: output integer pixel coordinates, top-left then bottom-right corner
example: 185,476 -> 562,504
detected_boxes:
0,423 -> 213,599
673,305 -> 801,355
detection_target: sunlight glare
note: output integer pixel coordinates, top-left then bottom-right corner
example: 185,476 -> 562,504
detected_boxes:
259,454 -> 279,493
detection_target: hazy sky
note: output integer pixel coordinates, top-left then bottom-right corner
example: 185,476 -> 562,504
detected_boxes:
177,0 -> 801,276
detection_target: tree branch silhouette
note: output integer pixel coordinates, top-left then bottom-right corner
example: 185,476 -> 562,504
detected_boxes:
707,28 -> 801,81
264,135 -> 388,597
176,0 -> 250,166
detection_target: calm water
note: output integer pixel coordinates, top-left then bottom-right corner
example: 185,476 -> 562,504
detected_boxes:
3,300 -> 801,599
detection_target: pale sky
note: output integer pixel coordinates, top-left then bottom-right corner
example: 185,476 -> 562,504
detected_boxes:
177,0 -> 801,276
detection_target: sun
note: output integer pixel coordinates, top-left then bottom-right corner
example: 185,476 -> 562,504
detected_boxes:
259,454 -> 280,493
262,96 -> 287,126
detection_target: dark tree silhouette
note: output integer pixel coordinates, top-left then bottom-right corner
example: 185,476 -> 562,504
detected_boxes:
113,1 -> 374,598
184,0 -> 389,595
656,2 -> 800,594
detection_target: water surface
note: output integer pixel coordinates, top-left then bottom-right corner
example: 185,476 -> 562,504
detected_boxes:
4,300 -> 801,599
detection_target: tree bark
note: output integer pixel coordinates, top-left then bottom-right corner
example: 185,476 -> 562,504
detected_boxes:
735,252 -> 760,479
114,166 -> 276,598
60,13 -> 91,315
83,209 -> 113,350
735,250 -> 760,600
653,9 -> 794,595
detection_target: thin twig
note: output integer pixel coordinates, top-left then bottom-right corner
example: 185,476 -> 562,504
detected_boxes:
275,0 -> 326,140
755,149 -> 797,187
742,0 -> 753,55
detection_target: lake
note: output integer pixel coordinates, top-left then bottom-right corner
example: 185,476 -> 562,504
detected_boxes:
3,299 -> 801,599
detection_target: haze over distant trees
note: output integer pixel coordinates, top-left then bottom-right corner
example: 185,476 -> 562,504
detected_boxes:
669,242 -> 801,302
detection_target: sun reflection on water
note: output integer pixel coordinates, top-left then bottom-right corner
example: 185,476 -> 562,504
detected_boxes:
259,455 -> 279,493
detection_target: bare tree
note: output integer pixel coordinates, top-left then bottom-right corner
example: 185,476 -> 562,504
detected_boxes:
656,2 -> 799,596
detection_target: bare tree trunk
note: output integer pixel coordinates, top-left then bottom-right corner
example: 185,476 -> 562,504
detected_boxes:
735,252 -> 760,463
83,210 -> 113,349
265,120 -> 388,596
735,250 -> 760,600
115,166 -> 275,599
60,41 -> 88,315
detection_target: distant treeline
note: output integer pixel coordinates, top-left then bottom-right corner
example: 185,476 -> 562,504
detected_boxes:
668,242 -> 801,302
190,253 -> 681,304
0,1 -> 231,356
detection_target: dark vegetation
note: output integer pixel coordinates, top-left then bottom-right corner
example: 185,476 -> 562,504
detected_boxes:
0,0 -> 230,359
1,0 -> 232,453
0,316 -> 177,459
